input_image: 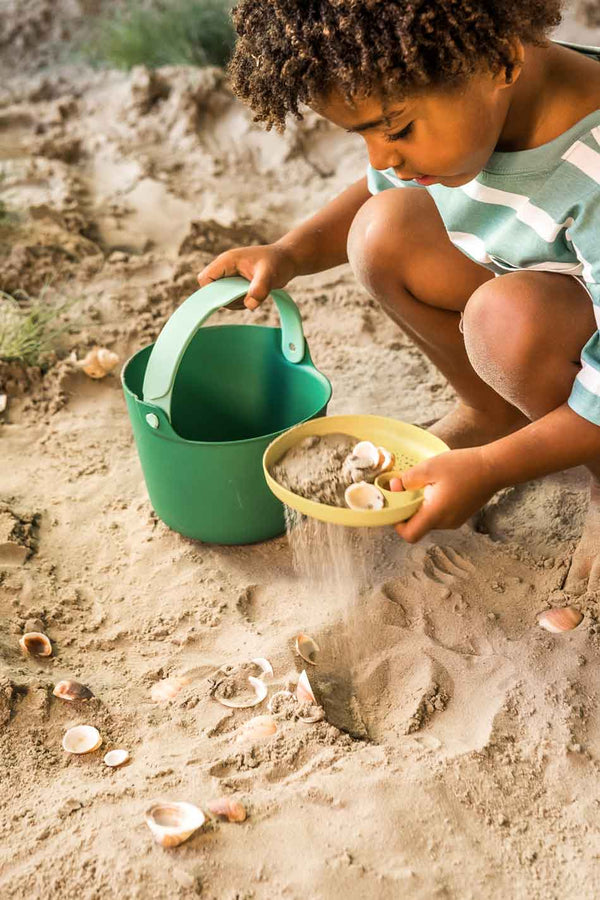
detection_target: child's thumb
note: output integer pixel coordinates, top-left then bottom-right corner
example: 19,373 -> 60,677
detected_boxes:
392,462 -> 430,492
245,263 -> 271,310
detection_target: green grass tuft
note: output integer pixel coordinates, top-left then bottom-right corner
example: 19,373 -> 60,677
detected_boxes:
83,0 -> 236,70
0,290 -> 79,368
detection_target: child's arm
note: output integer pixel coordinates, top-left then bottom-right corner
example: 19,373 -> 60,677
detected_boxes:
197,176 -> 371,308
394,403 -> 600,542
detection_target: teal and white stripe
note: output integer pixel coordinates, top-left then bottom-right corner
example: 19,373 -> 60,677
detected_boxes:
366,40 -> 600,425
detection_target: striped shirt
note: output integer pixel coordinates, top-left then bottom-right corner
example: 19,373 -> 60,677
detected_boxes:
366,39 -> 600,427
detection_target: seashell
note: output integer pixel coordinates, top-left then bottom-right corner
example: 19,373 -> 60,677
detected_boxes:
76,347 -> 120,379
376,447 -> 395,474
538,607 -> 583,634
62,724 -> 102,754
344,481 -> 385,511
238,714 -> 277,743
207,797 -> 247,822
267,690 -> 293,713
352,441 -> 380,468
145,801 -> 205,848
251,658 -> 273,679
295,634 -> 320,666
296,670 -> 317,705
53,680 -> 94,701
151,677 -> 189,703
299,705 -> 326,725
104,749 -> 130,767
214,675 -> 267,709
0,393 -> 7,414
19,631 -> 52,657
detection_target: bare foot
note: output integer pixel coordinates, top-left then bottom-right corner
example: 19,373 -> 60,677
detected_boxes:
564,480 -> 600,595
429,402 -> 529,450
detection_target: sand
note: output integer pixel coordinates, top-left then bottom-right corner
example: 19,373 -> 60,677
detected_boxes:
2,3 -> 600,898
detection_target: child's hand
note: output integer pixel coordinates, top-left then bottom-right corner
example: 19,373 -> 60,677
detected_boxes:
391,447 -> 499,542
197,244 -> 298,311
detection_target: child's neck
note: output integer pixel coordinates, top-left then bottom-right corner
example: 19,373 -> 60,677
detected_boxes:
496,41 -> 600,153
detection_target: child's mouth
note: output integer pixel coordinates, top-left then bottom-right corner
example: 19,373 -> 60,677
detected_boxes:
414,175 -> 438,186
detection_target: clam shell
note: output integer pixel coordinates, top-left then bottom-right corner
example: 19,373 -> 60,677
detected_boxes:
238,714 -> 277,742
0,393 -> 6,414
267,690 -> 293,713
104,749 -> 130,767
538,607 -> 583,633
151,677 -> 189,703
296,670 -> 317,705
299,705 -> 326,725
145,801 -> 205,848
53,680 -> 94,701
376,447 -> 395,473
214,675 -> 268,709
19,632 -> 52,657
352,441 -> 380,468
344,481 -> 385,511
77,347 -> 119,379
62,725 -> 102,754
251,657 -> 273,679
207,797 -> 247,822
295,634 -> 320,666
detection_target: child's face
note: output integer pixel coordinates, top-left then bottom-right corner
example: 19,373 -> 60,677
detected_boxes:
311,69 -> 513,187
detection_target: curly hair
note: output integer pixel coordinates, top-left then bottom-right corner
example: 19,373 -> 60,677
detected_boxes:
227,0 -> 564,131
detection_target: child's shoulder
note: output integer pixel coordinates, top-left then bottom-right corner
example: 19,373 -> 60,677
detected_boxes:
546,41 -> 600,141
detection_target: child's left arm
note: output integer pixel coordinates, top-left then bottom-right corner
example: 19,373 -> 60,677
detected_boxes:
395,402 -> 600,542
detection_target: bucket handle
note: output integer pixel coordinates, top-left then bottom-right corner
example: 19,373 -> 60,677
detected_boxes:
142,276 -> 306,420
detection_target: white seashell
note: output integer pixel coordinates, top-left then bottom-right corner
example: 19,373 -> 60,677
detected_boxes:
376,447 -> 395,474
62,724 -> 102,754
295,634 -> 320,666
238,714 -> 277,743
0,393 -> 6,414
344,481 -> 385,511
151,677 -> 189,703
207,797 -> 247,822
251,658 -> 273,679
296,670 -> 317,705
267,690 -> 293,713
145,801 -> 205,847
104,749 -> 130,767
299,706 -> 325,724
538,607 -> 583,633
76,347 -> 119,379
19,632 -> 52,657
352,441 -> 380,468
214,675 -> 268,709
53,680 -> 94,701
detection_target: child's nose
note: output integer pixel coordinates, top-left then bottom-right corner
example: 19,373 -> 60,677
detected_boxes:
367,143 -> 404,173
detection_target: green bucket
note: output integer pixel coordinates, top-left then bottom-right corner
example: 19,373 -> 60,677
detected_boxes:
122,277 -> 332,544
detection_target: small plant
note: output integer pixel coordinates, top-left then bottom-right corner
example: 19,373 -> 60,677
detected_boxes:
0,289 -> 78,367
83,0 -> 236,70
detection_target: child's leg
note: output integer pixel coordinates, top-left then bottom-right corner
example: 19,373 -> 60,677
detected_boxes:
460,270 -> 599,593
346,188 -> 529,448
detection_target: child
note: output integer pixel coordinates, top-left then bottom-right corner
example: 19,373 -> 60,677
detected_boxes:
197,0 -> 600,594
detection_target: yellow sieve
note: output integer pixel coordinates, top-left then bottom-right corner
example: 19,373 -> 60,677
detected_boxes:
263,414 -> 449,528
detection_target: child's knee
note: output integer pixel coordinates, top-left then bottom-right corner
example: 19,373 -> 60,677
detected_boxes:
347,192 -> 398,293
463,276 -> 540,386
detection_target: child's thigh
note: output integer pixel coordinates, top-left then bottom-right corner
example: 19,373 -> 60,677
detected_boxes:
348,187 -> 494,312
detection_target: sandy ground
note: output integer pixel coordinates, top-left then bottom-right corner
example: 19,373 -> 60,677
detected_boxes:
3,3 -> 600,898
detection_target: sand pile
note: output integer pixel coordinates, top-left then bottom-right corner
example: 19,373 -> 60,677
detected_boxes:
2,3 -> 600,898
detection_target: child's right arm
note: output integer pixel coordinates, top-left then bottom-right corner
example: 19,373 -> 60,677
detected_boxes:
197,176 -> 371,309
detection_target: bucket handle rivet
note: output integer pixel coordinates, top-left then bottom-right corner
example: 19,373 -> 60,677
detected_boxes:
145,413 -> 160,429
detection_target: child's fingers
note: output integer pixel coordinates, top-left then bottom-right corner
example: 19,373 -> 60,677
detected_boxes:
394,503 -> 435,543
197,256 -> 239,288
245,261 -> 272,309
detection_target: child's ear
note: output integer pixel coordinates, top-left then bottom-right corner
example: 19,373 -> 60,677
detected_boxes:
502,38 -> 525,87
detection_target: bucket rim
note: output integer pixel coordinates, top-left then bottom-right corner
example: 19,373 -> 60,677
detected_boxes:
121,332 -> 333,448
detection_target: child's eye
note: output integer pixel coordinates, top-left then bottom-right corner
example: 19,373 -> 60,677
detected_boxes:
385,122 -> 414,142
